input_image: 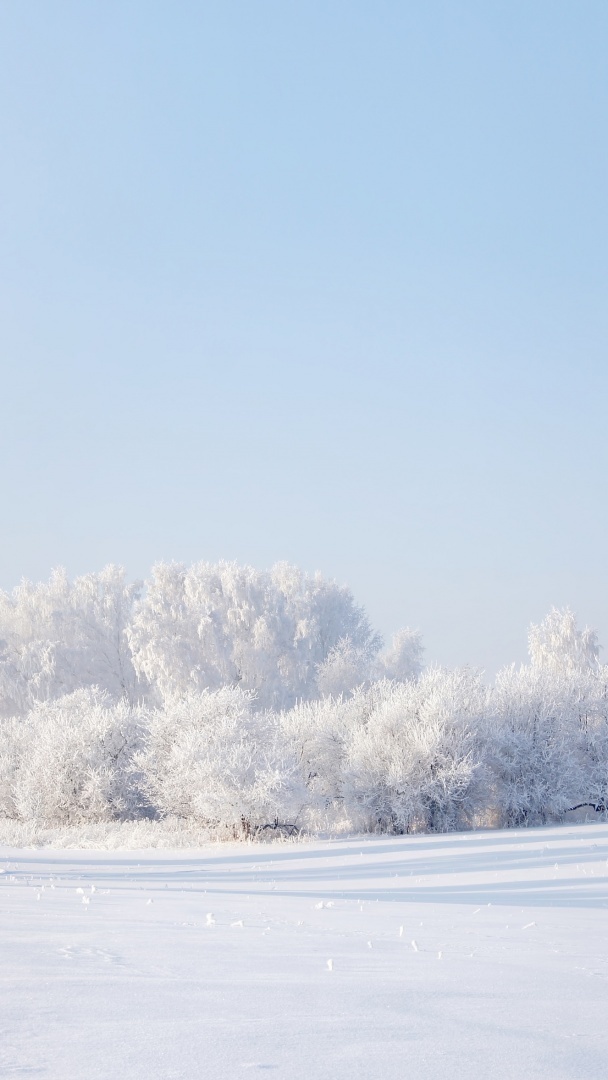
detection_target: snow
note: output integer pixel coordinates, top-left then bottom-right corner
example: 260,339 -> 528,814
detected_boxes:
2,823 -> 608,1078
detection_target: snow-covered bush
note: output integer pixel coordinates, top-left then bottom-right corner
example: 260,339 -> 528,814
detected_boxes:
342,671 -> 487,833
283,674 -> 487,833
279,683 -> 389,818
8,690 -> 144,826
0,715 -> 22,819
136,687 -> 303,835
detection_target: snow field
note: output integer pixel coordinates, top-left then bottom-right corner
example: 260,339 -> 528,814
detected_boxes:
2,823 -> 608,1079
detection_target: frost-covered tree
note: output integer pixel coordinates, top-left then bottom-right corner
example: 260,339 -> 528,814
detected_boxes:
0,566 -> 142,717
129,561 -> 380,710
375,628 -> 424,683
136,687 -> 302,834
315,638 -> 376,698
486,665 -> 586,827
480,610 -> 605,827
528,608 -> 599,674
315,628 -> 424,698
557,664 -> 608,814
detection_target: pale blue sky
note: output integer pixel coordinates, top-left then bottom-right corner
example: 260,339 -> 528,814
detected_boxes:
1,1 -> 607,672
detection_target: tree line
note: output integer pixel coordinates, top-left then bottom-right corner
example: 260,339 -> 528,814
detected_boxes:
0,562 -> 605,835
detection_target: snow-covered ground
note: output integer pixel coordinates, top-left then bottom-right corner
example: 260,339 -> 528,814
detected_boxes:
2,824 -> 608,1079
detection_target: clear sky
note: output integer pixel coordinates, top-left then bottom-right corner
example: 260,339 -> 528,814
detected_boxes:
1,1 -> 607,673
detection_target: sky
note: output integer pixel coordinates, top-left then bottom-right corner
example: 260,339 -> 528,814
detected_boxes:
1,1 -> 607,673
